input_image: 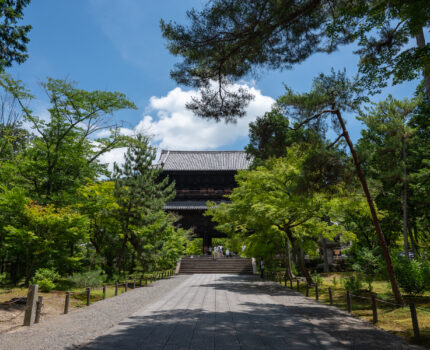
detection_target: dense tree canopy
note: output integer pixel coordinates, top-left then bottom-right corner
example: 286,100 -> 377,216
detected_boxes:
162,0 -> 430,119
0,78 -> 187,284
0,0 -> 32,71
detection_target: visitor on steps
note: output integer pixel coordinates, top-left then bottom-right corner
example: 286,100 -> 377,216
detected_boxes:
260,259 -> 265,278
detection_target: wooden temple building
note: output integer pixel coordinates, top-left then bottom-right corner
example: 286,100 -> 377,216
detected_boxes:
158,150 -> 251,253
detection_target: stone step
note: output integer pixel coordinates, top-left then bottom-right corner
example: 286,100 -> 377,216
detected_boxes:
179,257 -> 253,275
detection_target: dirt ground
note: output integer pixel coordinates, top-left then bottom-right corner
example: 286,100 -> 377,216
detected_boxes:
0,289 -> 80,334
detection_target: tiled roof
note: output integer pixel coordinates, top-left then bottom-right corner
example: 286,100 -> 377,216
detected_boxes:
158,150 -> 251,171
164,200 -> 229,210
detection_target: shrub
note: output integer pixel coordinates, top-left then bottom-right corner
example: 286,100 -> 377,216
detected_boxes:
37,279 -> 55,292
351,248 -> 381,292
69,270 -> 104,288
31,268 -> 60,292
0,272 -> 7,285
342,274 -> 363,294
313,274 -> 323,286
394,258 -> 427,295
332,277 -> 337,288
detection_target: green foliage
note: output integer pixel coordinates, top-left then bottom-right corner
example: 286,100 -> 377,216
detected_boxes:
69,270 -> 105,289
0,1 -> 32,70
332,277 -> 338,288
0,77 -> 186,283
185,238 -> 203,255
161,0 -> 430,120
313,274 -> 323,286
394,257 -> 428,295
37,279 -> 55,293
31,268 -> 60,292
112,134 -> 185,273
351,247 -> 382,292
342,274 -> 364,294
207,145 -> 354,281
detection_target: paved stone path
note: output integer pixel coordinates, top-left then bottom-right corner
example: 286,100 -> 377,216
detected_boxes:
78,274 -> 418,350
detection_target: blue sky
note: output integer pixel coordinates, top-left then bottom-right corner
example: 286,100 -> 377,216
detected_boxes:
9,0 -> 422,159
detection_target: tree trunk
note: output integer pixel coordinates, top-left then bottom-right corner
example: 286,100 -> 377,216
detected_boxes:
335,110 -> 403,304
285,229 -> 313,284
402,135 -> 409,258
285,237 -> 295,280
416,28 -> 430,101
409,228 -> 417,258
321,235 -> 329,273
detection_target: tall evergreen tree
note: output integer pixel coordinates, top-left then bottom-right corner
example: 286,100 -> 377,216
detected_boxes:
112,134 -> 176,273
358,96 -> 418,258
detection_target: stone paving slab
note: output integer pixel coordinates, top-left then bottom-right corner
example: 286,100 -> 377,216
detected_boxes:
77,274 -> 420,350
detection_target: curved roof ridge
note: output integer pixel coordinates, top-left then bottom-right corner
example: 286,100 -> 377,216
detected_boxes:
158,149 -> 252,171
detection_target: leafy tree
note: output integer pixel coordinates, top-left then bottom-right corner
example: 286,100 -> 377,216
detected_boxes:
245,108 -> 320,165
0,90 -> 28,162
2,197 -> 88,283
77,181 -> 122,277
351,247 -> 381,292
207,145 -> 352,283
358,96 -> 418,257
272,70 -> 403,303
161,0 -> 430,116
0,0 -> 32,71
1,77 -> 136,203
344,1 -> 430,99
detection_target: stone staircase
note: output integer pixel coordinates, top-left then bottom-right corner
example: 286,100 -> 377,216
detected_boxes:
178,256 -> 254,274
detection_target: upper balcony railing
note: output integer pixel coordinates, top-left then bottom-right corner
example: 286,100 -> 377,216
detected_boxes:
175,188 -> 232,199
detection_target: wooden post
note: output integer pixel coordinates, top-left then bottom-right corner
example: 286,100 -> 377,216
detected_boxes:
290,279 -> 293,289
371,293 -> 378,324
86,287 -> 90,306
139,278 -> 142,287
410,303 -> 420,339
346,291 -> 351,313
102,285 -> 106,299
125,281 -> 128,292
328,287 -> 333,306
35,296 -> 43,324
133,280 -> 136,289
315,284 -> 319,301
145,278 -> 148,286
284,274 -> 287,287
23,284 -> 38,326
64,291 -> 70,314
115,282 -> 118,296
306,284 -> 309,297
296,279 -> 299,291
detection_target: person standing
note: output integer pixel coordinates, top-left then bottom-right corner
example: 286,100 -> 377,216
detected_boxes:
260,259 -> 265,279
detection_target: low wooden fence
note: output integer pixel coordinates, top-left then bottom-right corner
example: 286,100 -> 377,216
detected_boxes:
2,269 -> 175,329
263,271 -> 430,341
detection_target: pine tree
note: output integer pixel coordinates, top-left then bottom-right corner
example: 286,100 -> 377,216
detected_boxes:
113,134 -> 175,273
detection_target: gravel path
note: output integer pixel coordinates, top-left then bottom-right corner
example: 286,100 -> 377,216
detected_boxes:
0,275 -> 190,350
0,274 -> 422,350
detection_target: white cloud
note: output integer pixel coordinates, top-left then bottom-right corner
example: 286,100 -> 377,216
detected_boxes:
137,85 -> 274,150
99,84 -> 275,168
98,147 -> 128,172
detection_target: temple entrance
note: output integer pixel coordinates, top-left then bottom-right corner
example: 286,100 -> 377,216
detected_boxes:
159,150 -> 251,253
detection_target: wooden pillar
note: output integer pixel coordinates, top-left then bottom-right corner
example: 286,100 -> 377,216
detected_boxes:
35,296 -> 43,324
371,293 -> 377,324
23,285 -> 38,326
64,292 -> 70,314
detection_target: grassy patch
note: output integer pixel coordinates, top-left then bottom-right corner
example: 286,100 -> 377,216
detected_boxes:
273,272 -> 430,348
